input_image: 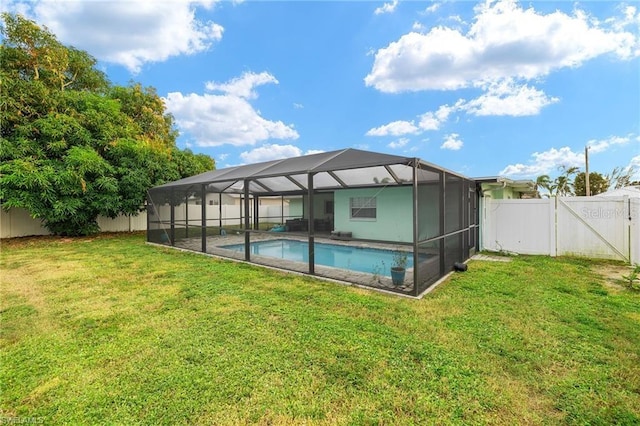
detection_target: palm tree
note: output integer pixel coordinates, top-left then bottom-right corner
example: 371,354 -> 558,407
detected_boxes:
607,166 -> 638,189
535,175 -> 552,197
555,166 -> 579,196
536,166 -> 579,197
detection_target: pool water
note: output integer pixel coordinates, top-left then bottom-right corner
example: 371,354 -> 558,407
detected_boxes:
221,239 -> 413,276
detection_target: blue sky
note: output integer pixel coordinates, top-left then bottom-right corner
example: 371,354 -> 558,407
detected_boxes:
5,0 -> 640,180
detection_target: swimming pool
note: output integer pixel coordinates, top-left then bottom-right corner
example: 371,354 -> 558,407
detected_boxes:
220,239 -> 414,276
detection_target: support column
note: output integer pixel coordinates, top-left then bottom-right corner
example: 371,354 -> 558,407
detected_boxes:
412,160 -> 419,296
244,181 -> 251,261
185,193 -> 189,238
201,185 -> 207,253
146,195 -> 150,242
439,172 -> 445,275
170,189 -> 175,247
254,196 -> 259,230
218,193 -> 222,231
307,173 -> 315,275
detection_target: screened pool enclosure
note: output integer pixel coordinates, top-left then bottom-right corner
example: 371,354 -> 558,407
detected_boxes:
147,149 -> 478,297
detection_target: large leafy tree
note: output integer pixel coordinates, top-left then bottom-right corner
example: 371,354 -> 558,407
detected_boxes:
1,13 -> 214,235
573,172 -> 609,196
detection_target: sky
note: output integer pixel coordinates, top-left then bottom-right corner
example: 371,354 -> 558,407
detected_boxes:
4,0 -> 640,181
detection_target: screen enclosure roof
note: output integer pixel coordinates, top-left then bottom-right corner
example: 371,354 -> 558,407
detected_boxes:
152,148 -> 469,195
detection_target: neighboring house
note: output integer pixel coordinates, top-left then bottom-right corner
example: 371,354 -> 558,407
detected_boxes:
475,177 -> 538,200
474,177 -> 538,250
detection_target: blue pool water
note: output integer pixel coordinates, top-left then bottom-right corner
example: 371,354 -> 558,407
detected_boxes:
221,239 -> 414,276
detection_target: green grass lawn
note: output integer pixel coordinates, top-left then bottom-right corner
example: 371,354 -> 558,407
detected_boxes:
2,233 -> 639,425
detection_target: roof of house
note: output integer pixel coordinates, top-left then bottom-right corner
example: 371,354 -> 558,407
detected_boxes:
595,185 -> 640,199
474,176 -> 537,192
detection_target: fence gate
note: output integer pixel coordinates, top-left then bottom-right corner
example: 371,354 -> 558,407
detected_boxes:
482,196 -> 638,264
556,197 -> 631,262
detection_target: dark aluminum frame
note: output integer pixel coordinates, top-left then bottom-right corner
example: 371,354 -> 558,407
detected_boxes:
147,148 -> 479,297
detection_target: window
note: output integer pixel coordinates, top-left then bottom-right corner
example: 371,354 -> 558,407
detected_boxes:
350,197 -> 376,219
209,199 -> 219,206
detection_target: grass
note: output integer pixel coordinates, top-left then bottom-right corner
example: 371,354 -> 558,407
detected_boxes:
1,233 -> 639,425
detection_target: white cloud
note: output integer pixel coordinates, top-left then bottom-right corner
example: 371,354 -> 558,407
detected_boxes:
366,103 -> 455,138
368,78 -> 558,138
419,104 -> 456,130
587,135 -> 632,153
239,144 -> 323,163
365,0 -> 639,93
12,0 -> 223,73
460,79 -> 559,116
366,120 -> 419,137
609,4 -> 640,33
500,147 -> 584,177
374,0 -> 398,15
412,21 -> 426,32
293,103 -> 304,109
388,138 -> 409,149
425,3 -> 441,14
441,133 -> 463,150
501,133 -> 639,177
205,72 -> 277,99
165,72 -> 298,147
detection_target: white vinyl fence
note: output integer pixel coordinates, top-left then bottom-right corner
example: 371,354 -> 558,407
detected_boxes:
482,196 -> 639,264
1,208 -> 147,238
154,204 -> 293,228
1,204 -> 293,238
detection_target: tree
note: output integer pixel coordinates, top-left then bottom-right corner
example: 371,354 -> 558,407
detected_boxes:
606,166 -> 638,190
109,84 -> 178,152
535,175 -> 552,198
535,166 -> 578,197
574,172 -> 609,196
555,166 -> 578,196
0,13 -> 214,236
1,13 -> 108,92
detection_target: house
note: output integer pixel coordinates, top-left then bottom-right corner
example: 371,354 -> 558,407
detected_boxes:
473,177 -> 538,250
475,177 -> 538,200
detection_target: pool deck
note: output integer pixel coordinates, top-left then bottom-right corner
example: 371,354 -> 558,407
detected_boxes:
171,231 -> 423,294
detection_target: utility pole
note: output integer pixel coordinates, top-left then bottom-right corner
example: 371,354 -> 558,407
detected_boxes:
585,146 -> 590,196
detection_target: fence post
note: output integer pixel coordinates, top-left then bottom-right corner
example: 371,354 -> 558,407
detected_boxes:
632,198 -> 640,265
549,197 -> 557,257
